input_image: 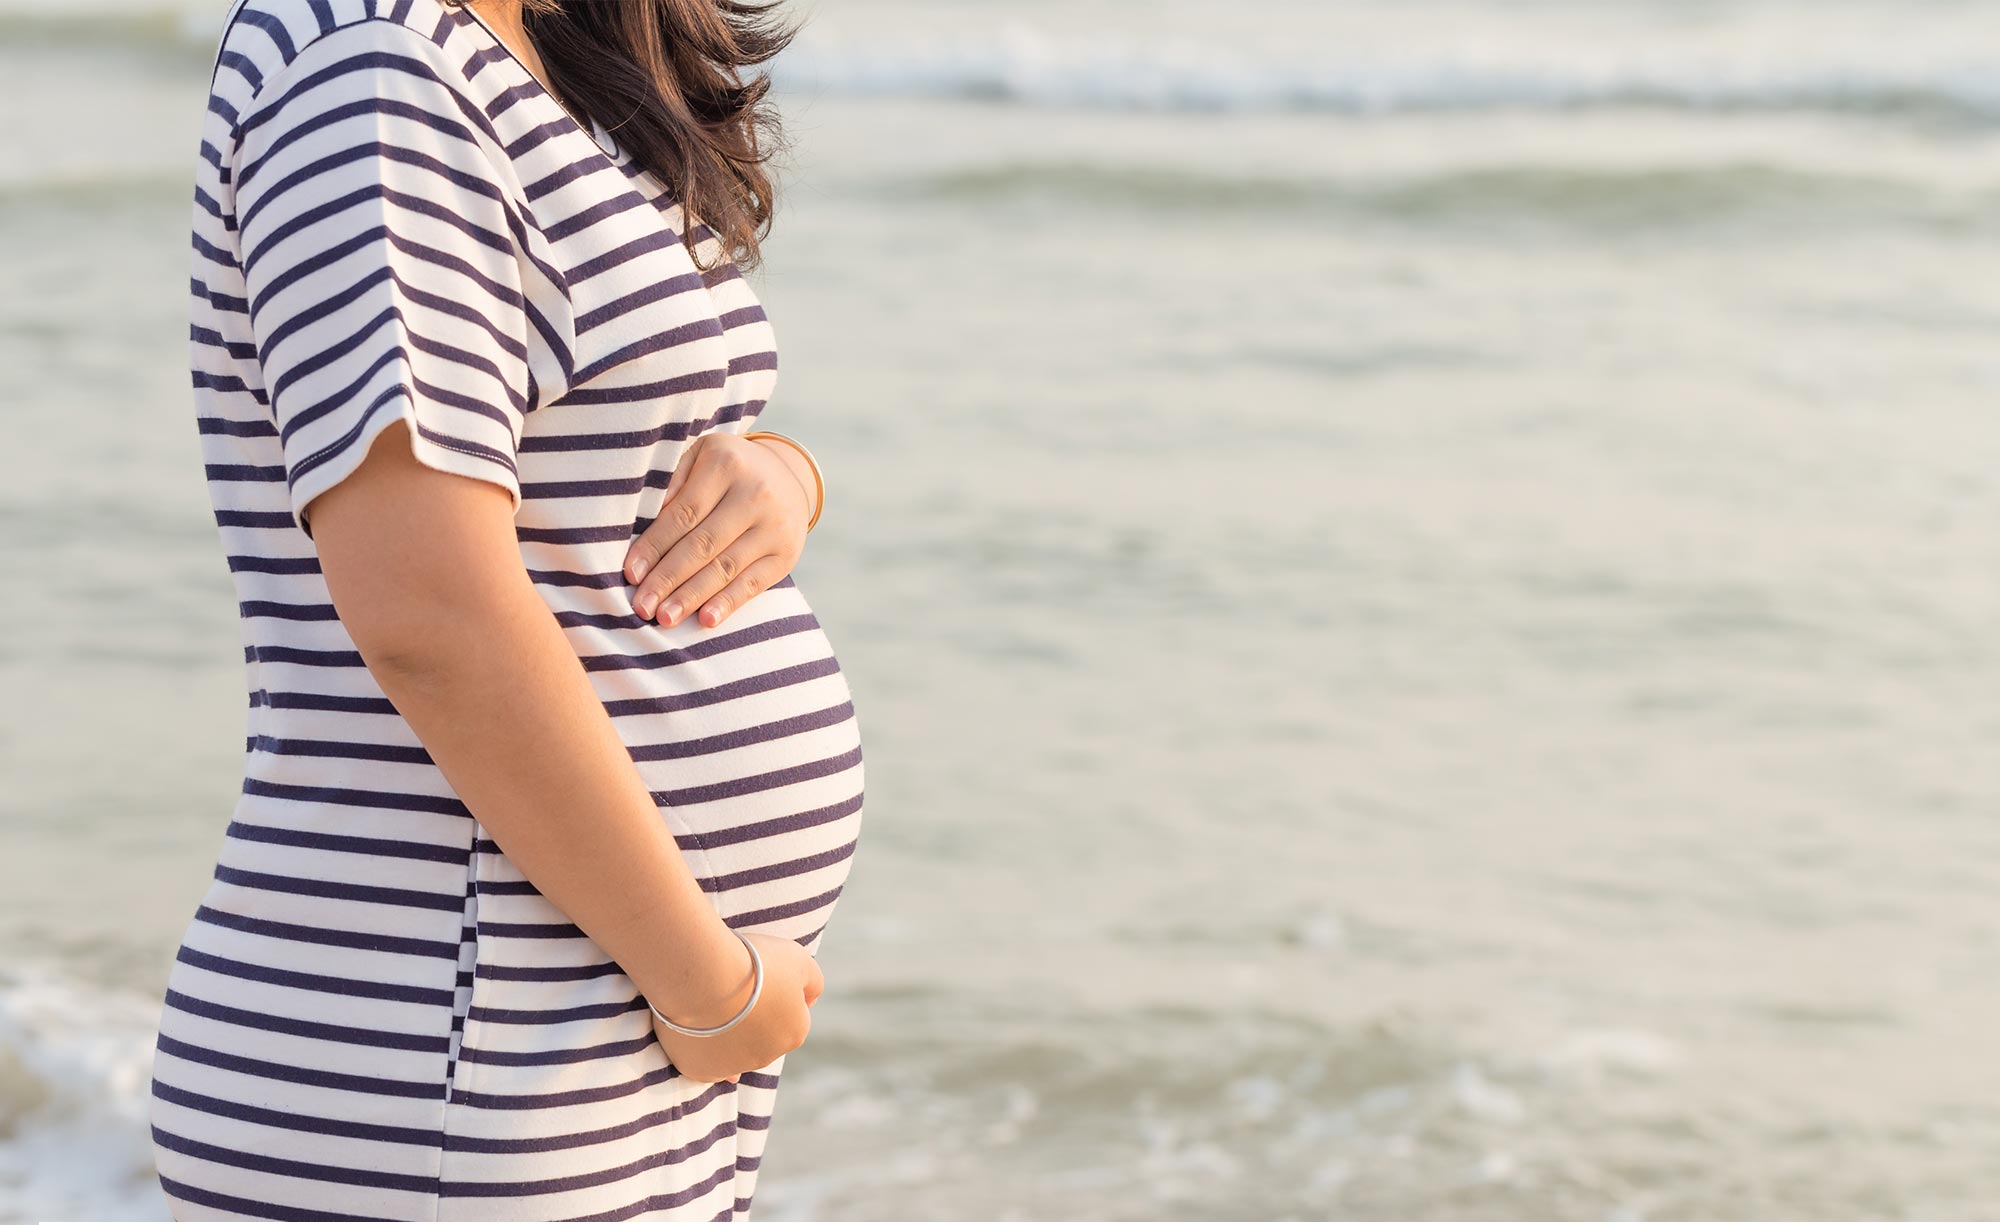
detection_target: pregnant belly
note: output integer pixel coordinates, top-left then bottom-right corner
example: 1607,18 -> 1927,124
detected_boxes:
193,563 -> 861,1046
560,571 -> 867,943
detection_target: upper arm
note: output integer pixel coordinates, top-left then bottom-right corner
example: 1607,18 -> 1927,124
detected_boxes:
303,415 -> 531,671
230,16 -> 537,545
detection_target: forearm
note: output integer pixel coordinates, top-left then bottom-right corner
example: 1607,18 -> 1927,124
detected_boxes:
368,575 -> 746,1021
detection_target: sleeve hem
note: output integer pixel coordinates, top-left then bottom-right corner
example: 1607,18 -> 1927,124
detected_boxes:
292,387 -> 523,541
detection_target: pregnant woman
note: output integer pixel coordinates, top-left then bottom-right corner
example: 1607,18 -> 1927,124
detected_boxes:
149,0 -> 865,1218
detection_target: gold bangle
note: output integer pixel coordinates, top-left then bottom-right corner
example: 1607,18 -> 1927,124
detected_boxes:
743,429 -> 824,531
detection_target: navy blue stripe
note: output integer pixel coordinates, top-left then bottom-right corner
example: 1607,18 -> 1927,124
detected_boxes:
193,901 -> 461,960
155,1074 -> 443,1149
173,944 -> 457,1005
234,9 -> 297,66
154,1120 -> 440,1191
155,1170 -> 381,1223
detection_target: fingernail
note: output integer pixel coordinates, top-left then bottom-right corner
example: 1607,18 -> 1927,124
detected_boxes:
635,593 -> 657,619
630,557 -> 650,582
663,601 -> 682,625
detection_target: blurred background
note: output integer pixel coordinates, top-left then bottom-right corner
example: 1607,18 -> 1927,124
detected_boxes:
4,0 -> 2000,1218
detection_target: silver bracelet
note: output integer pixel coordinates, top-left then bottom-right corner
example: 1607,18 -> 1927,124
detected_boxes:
647,927 -> 763,1037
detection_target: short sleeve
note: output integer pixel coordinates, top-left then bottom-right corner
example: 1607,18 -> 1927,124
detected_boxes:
231,18 -> 534,541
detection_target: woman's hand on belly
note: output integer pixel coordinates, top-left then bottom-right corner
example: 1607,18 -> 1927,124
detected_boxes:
624,430 -> 814,629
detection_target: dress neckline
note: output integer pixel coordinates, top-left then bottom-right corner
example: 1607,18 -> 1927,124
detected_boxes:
451,1 -> 624,163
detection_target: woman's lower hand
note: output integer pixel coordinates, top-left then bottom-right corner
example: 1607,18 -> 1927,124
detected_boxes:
651,931 -> 826,1085
624,431 -> 815,629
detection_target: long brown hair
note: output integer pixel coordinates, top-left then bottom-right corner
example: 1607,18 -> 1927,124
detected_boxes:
447,0 -> 802,273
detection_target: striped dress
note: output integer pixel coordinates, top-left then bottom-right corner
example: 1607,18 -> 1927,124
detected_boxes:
149,0 -> 866,1219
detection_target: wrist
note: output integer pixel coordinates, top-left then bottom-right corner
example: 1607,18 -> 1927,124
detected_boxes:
643,921 -> 755,1030
751,436 -> 815,523
745,430 -> 823,531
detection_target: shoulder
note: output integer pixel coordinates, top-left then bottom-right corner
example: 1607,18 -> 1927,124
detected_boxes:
210,0 -> 486,135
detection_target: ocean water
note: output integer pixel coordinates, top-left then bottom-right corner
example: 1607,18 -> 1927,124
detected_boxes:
4,0 -> 2000,1218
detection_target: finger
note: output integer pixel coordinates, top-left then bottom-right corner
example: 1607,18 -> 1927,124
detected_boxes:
806,956 -> 825,1002
727,1074 -> 740,1084
654,518 -> 777,628
626,433 -> 708,586
632,488 -> 757,623
694,553 -> 789,629
628,440 -> 719,594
